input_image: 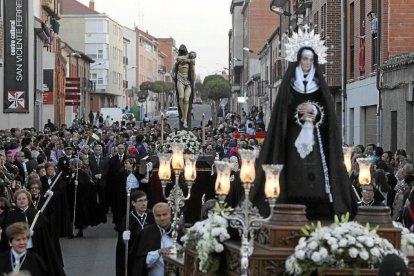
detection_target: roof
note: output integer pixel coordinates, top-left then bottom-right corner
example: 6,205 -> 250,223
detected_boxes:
61,0 -> 99,15
382,52 -> 414,72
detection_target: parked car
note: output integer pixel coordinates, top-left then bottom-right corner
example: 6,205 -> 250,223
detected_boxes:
193,98 -> 202,104
122,113 -> 135,122
166,106 -> 179,118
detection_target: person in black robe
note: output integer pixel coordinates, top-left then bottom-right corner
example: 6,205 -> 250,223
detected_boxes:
114,158 -> 141,229
0,222 -> 48,276
129,202 -> 175,276
40,162 -> 71,237
116,190 -> 155,276
250,45 -> 357,221
68,158 -> 106,237
225,156 -> 244,208
0,189 -> 65,276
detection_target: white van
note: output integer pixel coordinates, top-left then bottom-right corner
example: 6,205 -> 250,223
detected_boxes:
100,107 -> 123,124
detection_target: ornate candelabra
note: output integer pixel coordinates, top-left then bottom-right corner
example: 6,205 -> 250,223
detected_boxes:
158,143 -> 198,253
215,149 -> 283,276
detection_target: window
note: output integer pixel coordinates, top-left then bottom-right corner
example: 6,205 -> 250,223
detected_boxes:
97,50 -> 103,59
91,73 -> 98,80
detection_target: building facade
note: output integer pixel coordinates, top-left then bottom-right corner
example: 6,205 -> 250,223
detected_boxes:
229,0 -> 279,114
60,0 -> 126,112
0,0 -> 63,130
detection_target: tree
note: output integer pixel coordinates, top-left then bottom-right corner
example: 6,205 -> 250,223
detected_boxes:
139,81 -> 153,91
204,77 -> 231,126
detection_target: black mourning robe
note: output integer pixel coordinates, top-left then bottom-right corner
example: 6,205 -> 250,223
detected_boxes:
0,250 -> 48,276
115,210 -> 155,276
128,224 -> 162,276
1,208 -> 66,276
68,169 -> 106,229
41,174 -> 71,237
250,62 -> 357,221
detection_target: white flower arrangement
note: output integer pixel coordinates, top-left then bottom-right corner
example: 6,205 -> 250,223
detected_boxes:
286,215 -> 406,275
159,130 -> 202,154
393,221 -> 414,256
181,211 -> 230,273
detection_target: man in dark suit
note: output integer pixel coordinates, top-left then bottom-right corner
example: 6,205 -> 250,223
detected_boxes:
108,143 -> 127,217
58,146 -> 75,184
89,144 -> 109,215
129,202 -> 174,276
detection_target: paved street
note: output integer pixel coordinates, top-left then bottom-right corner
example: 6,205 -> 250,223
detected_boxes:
152,103 -> 212,129
61,217 -> 117,276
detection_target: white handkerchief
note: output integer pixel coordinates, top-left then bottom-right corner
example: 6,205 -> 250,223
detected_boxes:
294,121 -> 315,159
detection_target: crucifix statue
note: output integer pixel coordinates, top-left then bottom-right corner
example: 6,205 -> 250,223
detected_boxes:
172,44 -> 196,129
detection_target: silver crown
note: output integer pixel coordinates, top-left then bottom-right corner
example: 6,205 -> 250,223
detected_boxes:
285,25 -> 328,64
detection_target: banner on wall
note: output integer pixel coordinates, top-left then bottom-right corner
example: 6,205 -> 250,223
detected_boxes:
3,0 -> 29,113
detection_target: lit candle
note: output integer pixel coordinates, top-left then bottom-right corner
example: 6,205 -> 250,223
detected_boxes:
214,161 -> 232,196
357,157 -> 372,185
343,146 -> 353,173
171,143 -> 184,170
158,153 -> 172,181
239,149 -> 258,187
262,164 -> 284,199
184,154 -> 197,181
161,112 -> 164,146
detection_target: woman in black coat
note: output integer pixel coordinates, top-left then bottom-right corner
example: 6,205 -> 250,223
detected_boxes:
1,189 -> 66,276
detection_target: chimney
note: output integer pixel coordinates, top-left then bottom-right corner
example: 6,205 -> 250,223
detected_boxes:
89,0 -> 95,11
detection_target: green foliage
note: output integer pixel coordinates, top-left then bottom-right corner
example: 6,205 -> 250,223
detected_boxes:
164,82 -> 175,92
203,74 -> 224,86
139,81 -> 174,93
137,90 -> 149,98
139,81 -> 153,91
152,81 -> 166,93
204,77 -> 230,100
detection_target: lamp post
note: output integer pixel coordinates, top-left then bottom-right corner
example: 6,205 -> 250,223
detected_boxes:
215,149 -> 283,276
157,143 -> 198,253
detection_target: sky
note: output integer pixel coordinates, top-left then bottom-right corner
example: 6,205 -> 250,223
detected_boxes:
78,0 -> 232,80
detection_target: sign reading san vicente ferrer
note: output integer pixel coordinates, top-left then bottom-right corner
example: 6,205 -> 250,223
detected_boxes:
4,0 -> 29,113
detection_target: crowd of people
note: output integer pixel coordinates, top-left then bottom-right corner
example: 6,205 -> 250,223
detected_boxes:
0,106 -> 267,276
0,109 -> 413,275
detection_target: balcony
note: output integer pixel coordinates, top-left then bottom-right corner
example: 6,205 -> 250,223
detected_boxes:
42,0 -> 61,19
269,0 -> 289,8
296,0 -> 312,14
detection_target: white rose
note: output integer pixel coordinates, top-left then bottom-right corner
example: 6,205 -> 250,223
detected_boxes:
349,247 -> 358,258
347,236 -> 356,245
339,239 -> 348,247
319,247 -> 328,259
295,250 -> 306,260
215,243 -> 224,253
311,252 -> 321,263
359,250 -> 369,260
308,241 -> 318,250
364,237 -> 374,247
370,247 -> 380,257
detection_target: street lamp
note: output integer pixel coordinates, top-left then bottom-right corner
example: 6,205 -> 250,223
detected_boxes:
243,47 -> 254,53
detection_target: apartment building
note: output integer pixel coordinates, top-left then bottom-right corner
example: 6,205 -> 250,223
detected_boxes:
229,0 -> 279,114
60,0 -> 127,111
